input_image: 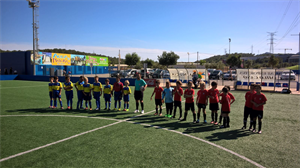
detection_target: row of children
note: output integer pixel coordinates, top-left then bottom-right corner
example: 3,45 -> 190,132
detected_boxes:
48,75 -> 131,111
151,80 -> 267,133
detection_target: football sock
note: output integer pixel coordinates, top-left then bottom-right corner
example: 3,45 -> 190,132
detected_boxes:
193,113 -> 196,121
85,101 -> 88,108
127,103 -> 129,109
80,100 -> 83,108
211,112 -> 214,121
119,101 -> 121,108
70,99 -> 73,108
173,108 -> 176,117
179,107 -> 182,117
249,120 -> 253,129
67,99 -> 70,107
109,102 -> 111,108
258,121 -> 262,131
197,112 -> 200,120
97,99 -> 100,108
223,117 -> 227,127
244,119 -> 247,127
156,108 -> 158,114
227,117 -> 230,127
166,109 -> 169,115
215,112 -> 218,122
184,112 -> 188,120
253,121 -> 256,130
160,107 -> 162,114
54,100 -> 57,107
204,113 -> 206,121
141,102 -> 144,110
115,101 -> 117,108
105,102 -> 107,108
50,100 -> 53,106
89,101 -> 92,108
136,102 -> 139,110
59,100 -> 63,107
124,103 -> 126,109
169,109 -> 172,116
219,115 -> 223,124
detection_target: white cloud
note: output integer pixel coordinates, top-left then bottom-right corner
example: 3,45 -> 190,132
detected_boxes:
0,42 -> 214,62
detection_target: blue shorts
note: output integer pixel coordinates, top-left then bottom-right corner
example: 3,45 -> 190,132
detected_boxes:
124,95 -> 130,102
77,90 -> 83,100
49,91 -> 53,99
65,91 -> 73,99
114,91 -> 122,101
93,92 -> 100,100
104,94 -> 111,102
83,92 -> 91,101
53,91 -> 61,99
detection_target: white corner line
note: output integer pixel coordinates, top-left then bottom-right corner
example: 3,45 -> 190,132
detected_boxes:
0,85 -> 46,89
0,121 -> 122,163
0,115 -> 120,121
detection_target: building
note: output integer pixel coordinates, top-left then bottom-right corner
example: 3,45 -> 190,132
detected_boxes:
288,54 -> 300,63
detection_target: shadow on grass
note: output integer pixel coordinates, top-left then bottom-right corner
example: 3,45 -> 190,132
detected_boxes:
205,129 -> 252,141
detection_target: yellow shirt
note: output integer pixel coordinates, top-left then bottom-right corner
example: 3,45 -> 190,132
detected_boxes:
123,86 -> 131,95
103,84 -> 113,94
64,82 -> 73,91
52,82 -> 62,91
83,83 -> 93,93
93,82 -> 102,92
49,82 -> 53,92
75,81 -> 84,91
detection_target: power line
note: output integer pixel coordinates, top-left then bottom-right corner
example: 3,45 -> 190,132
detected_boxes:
275,0 -> 293,32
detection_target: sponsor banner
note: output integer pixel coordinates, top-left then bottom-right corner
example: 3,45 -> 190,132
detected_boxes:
197,69 -> 207,81
86,56 -> 108,66
52,53 -> 71,66
237,69 -> 275,83
31,52 -> 52,65
144,79 -> 156,87
71,54 -> 86,66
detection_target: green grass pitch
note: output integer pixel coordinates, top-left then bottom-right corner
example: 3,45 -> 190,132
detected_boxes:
0,80 -> 299,167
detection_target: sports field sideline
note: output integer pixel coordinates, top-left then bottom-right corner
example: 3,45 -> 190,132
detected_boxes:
0,80 -> 299,168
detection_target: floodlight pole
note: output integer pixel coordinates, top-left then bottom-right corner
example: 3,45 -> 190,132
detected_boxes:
32,5 -> 35,75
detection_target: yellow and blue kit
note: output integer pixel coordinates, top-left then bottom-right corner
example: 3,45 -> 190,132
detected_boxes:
49,82 -> 54,99
103,84 -> 113,102
93,82 -> 102,109
123,86 -> 131,102
52,82 -> 62,99
83,83 -> 93,101
64,82 -> 74,107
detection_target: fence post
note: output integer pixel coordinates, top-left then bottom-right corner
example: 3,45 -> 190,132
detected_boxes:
274,69 -> 276,92
288,69 -> 291,91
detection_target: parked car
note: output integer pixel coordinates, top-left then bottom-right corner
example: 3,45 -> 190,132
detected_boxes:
141,69 -> 151,78
152,69 -> 163,78
162,70 -> 170,79
149,69 -> 155,77
280,70 -> 296,80
223,70 -> 236,80
207,69 -> 216,76
122,69 -> 137,78
209,70 -> 223,80
110,70 -> 123,77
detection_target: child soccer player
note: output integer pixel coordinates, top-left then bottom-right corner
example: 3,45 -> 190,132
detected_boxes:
123,80 -> 131,111
75,76 -> 84,110
103,78 -> 113,110
219,87 -> 235,128
113,75 -> 123,111
93,76 -> 102,110
196,82 -> 208,123
162,81 -> 174,118
82,77 -> 92,110
181,81 -> 196,123
174,80 -> 183,119
151,79 -> 164,116
242,83 -> 256,130
208,81 -> 220,125
52,76 -> 63,109
48,76 -> 54,108
63,76 -> 74,109
218,85 -> 234,125
251,85 -> 267,134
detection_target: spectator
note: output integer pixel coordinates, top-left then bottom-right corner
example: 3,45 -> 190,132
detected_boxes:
9,67 -> 13,74
4,68 -> 8,75
192,71 -> 198,89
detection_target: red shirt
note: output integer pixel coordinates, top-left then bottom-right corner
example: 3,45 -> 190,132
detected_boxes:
252,93 -> 267,111
208,89 -> 220,103
184,89 -> 195,103
220,93 -> 235,112
113,82 -> 123,92
197,89 -> 208,104
154,86 -> 163,99
174,87 -> 183,101
245,91 -> 256,108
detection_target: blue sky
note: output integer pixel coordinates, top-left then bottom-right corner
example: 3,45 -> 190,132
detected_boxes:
1,0 -> 299,62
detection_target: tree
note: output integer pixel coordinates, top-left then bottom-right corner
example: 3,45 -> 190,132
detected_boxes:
142,58 -> 155,68
157,51 -> 180,68
125,52 -> 140,67
268,55 -> 279,68
245,60 -> 253,68
226,54 -> 241,68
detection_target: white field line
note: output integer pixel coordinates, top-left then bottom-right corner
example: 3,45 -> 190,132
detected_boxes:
0,85 -> 46,89
136,122 -> 266,168
0,121 -> 122,163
